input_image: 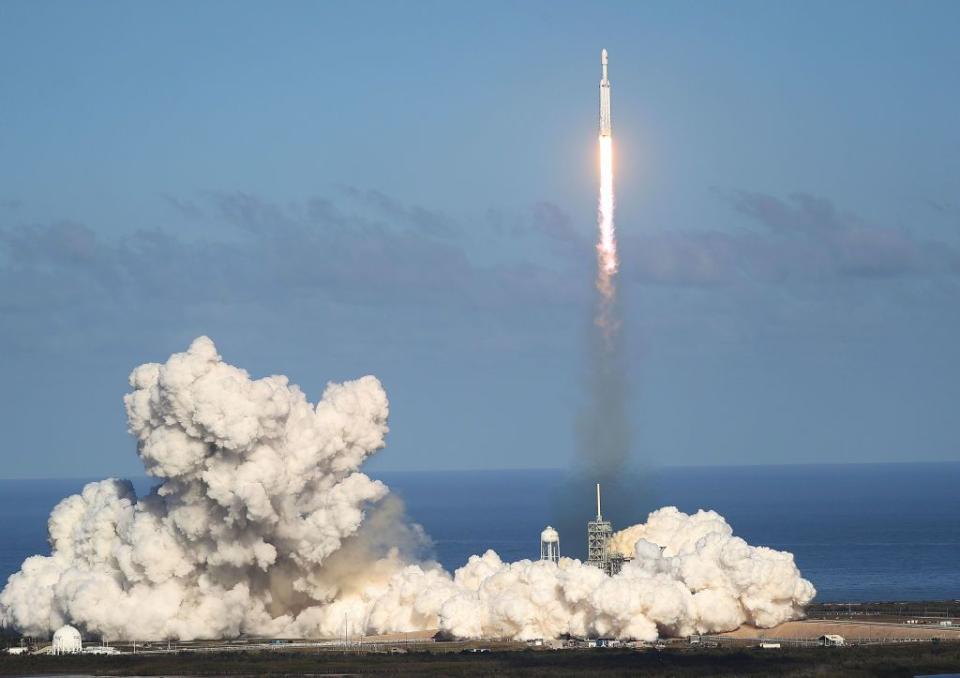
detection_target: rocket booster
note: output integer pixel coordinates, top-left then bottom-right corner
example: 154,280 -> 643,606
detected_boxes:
599,48 -> 611,138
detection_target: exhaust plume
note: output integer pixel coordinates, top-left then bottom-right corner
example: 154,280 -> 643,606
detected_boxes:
559,50 -> 636,544
0,338 -> 813,642
596,134 -> 618,337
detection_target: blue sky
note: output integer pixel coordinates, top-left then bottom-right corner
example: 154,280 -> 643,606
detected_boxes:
1,0 -> 958,478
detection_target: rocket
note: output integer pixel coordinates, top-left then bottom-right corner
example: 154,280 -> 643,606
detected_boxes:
599,49 -> 612,138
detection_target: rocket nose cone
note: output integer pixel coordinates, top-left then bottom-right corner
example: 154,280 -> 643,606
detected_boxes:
601,48 -> 608,63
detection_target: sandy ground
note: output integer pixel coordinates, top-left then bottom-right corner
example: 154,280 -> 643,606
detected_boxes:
363,620 -> 960,645
357,630 -> 439,643
720,619 -> 960,642
362,620 -> 960,644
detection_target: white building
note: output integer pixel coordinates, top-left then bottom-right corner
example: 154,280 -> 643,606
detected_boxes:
84,645 -> 120,655
52,625 -> 83,655
819,634 -> 845,647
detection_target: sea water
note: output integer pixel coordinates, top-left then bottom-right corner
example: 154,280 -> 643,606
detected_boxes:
1,463 -> 957,603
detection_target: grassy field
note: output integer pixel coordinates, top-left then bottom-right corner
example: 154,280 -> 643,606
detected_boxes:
2,643 -> 960,677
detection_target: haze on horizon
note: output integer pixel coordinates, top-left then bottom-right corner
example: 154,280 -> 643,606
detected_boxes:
1,0 -> 958,479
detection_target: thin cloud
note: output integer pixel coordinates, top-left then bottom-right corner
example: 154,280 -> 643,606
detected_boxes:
618,191 -> 959,286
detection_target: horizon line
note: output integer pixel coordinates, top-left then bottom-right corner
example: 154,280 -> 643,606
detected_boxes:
1,458 -> 957,482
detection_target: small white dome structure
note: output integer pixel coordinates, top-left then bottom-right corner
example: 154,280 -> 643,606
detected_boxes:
540,525 -> 560,564
52,625 -> 82,655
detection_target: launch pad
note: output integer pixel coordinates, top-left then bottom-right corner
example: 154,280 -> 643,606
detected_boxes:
586,483 -> 612,572
586,483 -> 631,576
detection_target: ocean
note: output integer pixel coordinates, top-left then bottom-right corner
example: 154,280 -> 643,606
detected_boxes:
1,463 -> 957,603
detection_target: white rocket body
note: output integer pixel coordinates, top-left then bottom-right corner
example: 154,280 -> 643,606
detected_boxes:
599,48 -> 611,137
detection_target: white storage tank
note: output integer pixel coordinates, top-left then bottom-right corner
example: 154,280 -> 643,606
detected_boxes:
52,625 -> 82,655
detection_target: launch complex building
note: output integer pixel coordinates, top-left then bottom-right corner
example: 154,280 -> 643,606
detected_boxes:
587,483 -> 631,575
540,483 -> 631,576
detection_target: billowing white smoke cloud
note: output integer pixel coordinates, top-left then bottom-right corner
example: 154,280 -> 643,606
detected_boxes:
0,338 -> 814,642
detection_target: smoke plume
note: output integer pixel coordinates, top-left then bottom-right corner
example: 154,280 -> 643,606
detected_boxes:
0,338 -> 814,641
558,120 -> 638,543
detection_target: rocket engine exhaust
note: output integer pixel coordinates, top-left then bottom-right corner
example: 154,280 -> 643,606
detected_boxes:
558,49 -> 631,554
596,49 -> 618,336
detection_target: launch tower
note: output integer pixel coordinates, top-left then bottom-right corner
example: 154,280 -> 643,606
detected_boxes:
586,483 -> 612,572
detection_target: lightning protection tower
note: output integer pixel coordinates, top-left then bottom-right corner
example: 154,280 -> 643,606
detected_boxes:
587,483 -> 612,572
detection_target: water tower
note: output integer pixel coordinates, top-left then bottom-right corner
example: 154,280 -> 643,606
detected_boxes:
540,525 -> 560,564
